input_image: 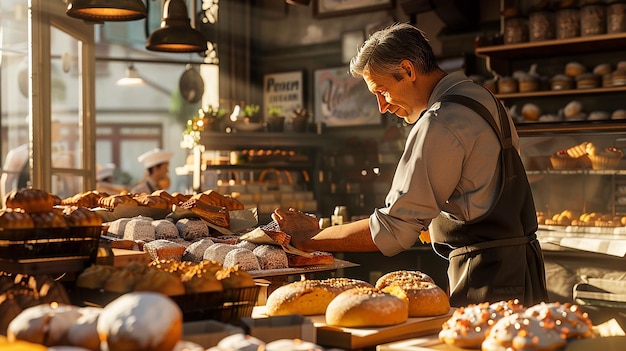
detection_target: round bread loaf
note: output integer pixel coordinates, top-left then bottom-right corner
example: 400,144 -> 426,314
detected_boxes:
65,307 -> 102,351
325,287 -> 408,327
181,268 -> 223,293
30,211 -> 67,229
76,265 -> 116,289
381,280 -> 450,317
524,302 -> 593,339
133,267 -> 186,296
97,292 -> 182,351
375,270 -> 435,289
265,278 -> 373,316
215,266 -> 256,289
7,303 -> 82,346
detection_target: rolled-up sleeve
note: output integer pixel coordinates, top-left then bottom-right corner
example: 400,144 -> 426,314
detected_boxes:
368,109 -> 467,257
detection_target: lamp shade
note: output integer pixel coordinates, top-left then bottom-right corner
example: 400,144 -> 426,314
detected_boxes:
146,0 -> 208,53
116,64 -> 145,86
66,0 -> 146,22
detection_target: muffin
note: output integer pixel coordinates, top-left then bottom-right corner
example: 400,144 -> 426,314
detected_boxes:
551,74 -> 575,90
576,73 -> 601,89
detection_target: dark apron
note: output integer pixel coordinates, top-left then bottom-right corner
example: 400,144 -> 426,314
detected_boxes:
430,94 -> 548,307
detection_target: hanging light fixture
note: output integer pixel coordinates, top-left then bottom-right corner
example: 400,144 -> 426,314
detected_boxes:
66,0 -> 147,22
116,64 -> 145,86
146,0 -> 208,53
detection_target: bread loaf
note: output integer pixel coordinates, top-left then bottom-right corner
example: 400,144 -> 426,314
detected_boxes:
325,287 -> 409,327
97,292 -> 182,351
265,278 -> 373,316
179,198 -> 230,228
0,208 -> 34,229
5,188 -> 55,213
381,281 -> 450,317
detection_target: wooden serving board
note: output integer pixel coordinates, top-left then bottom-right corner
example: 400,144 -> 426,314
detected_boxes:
252,306 -> 453,350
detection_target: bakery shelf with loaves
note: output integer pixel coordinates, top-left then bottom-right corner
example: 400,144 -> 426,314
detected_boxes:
0,189 -> 103,274
71,260 -> 261,324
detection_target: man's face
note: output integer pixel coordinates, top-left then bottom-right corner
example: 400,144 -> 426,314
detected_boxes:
155,162 -> 169,180
363,68 -> 420,124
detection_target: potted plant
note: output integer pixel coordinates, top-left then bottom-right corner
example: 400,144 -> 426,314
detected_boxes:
291,108 -> 309,133
241,104 -> 261,123
267,105 -> 285,132
199,105 -> 227,131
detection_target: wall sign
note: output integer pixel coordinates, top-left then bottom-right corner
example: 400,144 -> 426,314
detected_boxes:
263,71 -> 304,120
314,66 -> 381,127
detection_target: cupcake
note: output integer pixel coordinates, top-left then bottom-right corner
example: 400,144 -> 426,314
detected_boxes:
587,143 -> 624,170
550,150 -> 578,170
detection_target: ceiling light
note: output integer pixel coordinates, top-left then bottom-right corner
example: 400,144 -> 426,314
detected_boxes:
146,0 -> 208,53
116,64 -> 145,86
66,0 -> 147,22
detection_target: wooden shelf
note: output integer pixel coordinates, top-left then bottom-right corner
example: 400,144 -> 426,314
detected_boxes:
496,86 -> 626,100
475,32 -> 626,59
475,33 -> 626,75
199,131 -> 329,149
515,120 -> 626,136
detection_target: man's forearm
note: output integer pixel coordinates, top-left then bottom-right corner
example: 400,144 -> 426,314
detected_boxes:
303,218 -> 379,252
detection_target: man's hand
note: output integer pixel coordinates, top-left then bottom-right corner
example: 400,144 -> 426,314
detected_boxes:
272,208 -> 320,251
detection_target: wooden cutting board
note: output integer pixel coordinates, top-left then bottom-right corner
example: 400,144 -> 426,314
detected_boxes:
311,312 -> 453,350
252,306 -> 453,350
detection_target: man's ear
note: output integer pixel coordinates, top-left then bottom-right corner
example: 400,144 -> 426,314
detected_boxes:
400,60 -> 416,80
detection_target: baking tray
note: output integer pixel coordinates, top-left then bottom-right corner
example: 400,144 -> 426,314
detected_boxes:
248,258 -> 359,278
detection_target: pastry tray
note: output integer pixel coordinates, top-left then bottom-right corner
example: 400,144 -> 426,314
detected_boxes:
248,258 -> 359,278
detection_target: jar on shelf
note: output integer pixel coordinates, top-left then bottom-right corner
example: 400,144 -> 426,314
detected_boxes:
529,9 -> 556,41
503,16 -> 529,44
556,6 -> 580,39
607,0 -> 626,33
580,1 -> 607,36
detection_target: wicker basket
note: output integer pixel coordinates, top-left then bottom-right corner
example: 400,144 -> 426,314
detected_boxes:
0,226 -> 101,274
70,285 -> 260,324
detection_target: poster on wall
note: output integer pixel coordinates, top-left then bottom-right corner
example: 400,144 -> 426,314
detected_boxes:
263,71 -> 304,120
314,66 -> 381,127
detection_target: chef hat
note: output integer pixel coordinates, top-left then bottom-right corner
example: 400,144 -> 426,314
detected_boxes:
137,148 -> 173,169
96,163 -> 116,181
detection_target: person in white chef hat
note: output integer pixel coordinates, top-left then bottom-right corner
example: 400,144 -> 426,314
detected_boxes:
130,148 -> 173,194
96,163 -> 128,194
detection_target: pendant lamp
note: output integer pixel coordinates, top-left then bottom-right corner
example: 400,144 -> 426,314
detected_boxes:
146,0 -> 208,53
116,64 -> 145,86
66,0 -> 147,22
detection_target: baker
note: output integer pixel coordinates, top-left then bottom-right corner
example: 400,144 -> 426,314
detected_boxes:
130,148 -> 172,194
96,163 -> 128,194
272,23 -> 548,307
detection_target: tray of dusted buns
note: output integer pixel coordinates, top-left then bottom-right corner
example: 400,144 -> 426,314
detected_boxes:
70,259 -> 261,324
254,270 -> 453,350
0,189 -> 103,274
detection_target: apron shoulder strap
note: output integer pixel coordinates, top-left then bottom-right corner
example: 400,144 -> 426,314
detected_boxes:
439,94 -> 513,150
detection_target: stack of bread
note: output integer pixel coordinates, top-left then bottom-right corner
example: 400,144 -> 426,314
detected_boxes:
75,259 -> 256,296
439,300 -> 594,350
265,270 -> 450,328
